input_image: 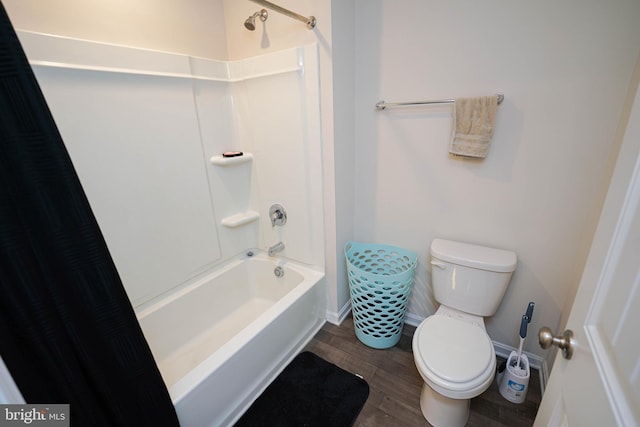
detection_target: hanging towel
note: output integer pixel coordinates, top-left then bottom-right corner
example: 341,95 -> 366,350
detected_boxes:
449,95 -> 498,158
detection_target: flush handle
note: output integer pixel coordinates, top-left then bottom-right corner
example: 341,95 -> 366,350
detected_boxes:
538,326 -> 574,360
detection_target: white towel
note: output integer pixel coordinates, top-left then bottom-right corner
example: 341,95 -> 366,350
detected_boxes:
449,96 -> 498,158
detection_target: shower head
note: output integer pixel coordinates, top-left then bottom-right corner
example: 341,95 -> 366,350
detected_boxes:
244,9 -> 268,31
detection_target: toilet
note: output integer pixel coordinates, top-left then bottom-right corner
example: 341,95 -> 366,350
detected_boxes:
412,239 -> 517,427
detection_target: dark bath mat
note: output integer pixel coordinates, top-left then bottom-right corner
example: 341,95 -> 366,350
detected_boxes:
234,351 -> 369,427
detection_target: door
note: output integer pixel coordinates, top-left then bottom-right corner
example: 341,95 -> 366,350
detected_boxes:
534,82 -> 640,426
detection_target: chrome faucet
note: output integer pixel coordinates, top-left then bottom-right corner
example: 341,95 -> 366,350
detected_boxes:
268,241 -> 285,257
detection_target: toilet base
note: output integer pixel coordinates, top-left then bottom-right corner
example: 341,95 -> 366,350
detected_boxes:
420,383 -> 470,427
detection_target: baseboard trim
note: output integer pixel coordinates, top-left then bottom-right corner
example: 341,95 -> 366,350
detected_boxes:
404,313 -> 423,328
326,301 -> 351,325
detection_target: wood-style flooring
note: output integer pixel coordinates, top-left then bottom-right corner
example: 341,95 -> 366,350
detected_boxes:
304,316 -> 541,427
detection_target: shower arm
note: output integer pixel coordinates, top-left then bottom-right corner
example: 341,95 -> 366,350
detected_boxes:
248,0 -> 316,29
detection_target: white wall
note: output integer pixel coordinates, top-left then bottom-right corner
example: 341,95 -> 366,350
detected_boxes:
353,0 -> 640,361
3,0 -> 228,59
326,0 -> 357,323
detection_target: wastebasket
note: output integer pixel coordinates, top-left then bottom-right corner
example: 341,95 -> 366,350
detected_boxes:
345,241 -> 417,349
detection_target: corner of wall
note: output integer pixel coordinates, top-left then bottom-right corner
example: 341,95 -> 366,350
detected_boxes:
325,301 -> 351,325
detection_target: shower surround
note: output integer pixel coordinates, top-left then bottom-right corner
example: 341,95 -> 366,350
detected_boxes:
17,31 -> 325,426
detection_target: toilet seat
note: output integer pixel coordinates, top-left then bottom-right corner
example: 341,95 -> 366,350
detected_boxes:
413,315 -> 496,399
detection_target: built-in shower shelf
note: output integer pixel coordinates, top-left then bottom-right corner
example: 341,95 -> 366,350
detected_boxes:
220,211 -> 260,228
210,152 -> 253,166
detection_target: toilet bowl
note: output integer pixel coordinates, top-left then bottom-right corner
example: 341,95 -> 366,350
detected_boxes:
413,307 -> 496,426
412,239 -> 517,427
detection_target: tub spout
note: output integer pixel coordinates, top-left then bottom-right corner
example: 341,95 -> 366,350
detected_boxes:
268,242 -> 285,257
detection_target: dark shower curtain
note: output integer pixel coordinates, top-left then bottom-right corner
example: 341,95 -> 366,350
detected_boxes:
0,3 -> 180,426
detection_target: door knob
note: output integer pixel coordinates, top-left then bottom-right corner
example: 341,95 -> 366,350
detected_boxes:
539,327 -> 574,360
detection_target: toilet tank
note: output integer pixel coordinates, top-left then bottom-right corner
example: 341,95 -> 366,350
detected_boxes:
430,239 -> 517,317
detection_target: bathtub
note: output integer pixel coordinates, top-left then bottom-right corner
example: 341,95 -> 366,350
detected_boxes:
137,251 -> 326,426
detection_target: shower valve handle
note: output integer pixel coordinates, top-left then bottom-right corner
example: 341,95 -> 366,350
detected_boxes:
269,204 -> 287,227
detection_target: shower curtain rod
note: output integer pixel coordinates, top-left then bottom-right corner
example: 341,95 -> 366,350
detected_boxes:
375,93 -> 504,110
248,0 -> 316,29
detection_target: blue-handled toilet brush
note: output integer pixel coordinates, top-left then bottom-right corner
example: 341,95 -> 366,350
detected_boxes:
516,302 -> 535,368
515,315 -> 528,369
498,302 -> 534,403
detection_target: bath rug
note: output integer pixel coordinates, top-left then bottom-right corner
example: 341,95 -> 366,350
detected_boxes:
234,351 -> 369,427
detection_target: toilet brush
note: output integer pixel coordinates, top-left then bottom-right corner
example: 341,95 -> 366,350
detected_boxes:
514,315 -> 528,370
515,302 -> 535,368
498,302 -> 534,403
498,302 -> 534,376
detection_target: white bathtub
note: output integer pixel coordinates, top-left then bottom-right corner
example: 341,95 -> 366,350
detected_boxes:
137,251 -> 326,426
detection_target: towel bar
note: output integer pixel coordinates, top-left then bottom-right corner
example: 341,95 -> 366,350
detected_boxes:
375,93 -> 504,110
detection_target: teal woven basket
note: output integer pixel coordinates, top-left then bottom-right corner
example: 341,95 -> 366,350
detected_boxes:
345,242 -> 417,349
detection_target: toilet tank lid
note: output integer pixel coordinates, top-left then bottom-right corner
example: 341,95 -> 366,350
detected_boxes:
431,239 -> 517,273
